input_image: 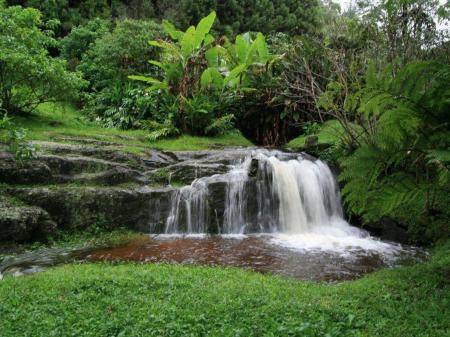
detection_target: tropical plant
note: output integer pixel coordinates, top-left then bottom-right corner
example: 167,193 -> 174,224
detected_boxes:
0,6 -> 85,114
131,12 -> 276,137
339,61 -> 450,242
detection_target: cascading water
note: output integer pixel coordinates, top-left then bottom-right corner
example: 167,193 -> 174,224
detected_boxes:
161,149 -> 360,237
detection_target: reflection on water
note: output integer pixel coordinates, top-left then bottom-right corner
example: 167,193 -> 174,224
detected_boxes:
85,234 -> 425,282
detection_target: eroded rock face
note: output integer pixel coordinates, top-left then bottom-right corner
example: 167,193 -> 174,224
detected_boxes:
0,197 -> 57,242
9,186 -> 175,233
0,143 -> 255,241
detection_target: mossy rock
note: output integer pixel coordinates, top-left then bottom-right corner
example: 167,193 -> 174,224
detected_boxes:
0,196 -> 57,242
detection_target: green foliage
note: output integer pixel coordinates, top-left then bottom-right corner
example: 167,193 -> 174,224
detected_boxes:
0,241 -> 449,336
142,119 -> 180,142
131,12 -> 277,138
302,121 -> 321,136
79,19 -> 165,92
204,114 -> 234,136
12,102 -> 252,153
339,62 -> 450,242
0,114 -> 39,160
60,18 -> 110,71
85,86 -> 158,130
8,0 -> 111,36
0,6 -> 85,114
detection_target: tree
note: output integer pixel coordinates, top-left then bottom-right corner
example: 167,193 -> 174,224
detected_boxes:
357,0 -> 448,65
78,19 -> 165,92
60,18 -> 111,71
0,6 -> 85,114
6,0 -> 111,36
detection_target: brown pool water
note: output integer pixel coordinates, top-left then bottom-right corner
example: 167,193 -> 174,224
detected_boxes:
85,234 -> 425,282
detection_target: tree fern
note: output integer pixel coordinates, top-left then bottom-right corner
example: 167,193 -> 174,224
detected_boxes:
339,61 -> 450,242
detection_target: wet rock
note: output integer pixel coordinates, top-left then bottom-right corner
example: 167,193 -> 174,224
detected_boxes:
305,135 -> 319,148
0,156 -> 53,184
0,197 -> 57,242
156,163 -> 230,185
364,218 -> 411,244
10,186 -> 175,233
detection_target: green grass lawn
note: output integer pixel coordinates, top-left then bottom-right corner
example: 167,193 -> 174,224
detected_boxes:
13,102 -> 252,153
1,242 -> 448,337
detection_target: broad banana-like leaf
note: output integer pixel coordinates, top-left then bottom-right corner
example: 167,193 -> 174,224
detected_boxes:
200,67 -> 223,90
235,35 -> 248,64
147,83 -> 169,91
149,40 -> 181,57
224,64 -> 246,85
148,60 -> 166,71
203,34 -> 215,47
128,76 -> 169,91
246,37 -> 259,64
181,26 -> 196,58
205,47 -> 219,68
193,11 -> 216,49
162,20 -> 184,40
128,75 -> 163,84
255,33 -> 269,63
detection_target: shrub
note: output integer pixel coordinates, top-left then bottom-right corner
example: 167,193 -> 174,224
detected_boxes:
0,113 -> 39,160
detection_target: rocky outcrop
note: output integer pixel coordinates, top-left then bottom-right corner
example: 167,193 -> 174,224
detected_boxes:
8,186 -> 175,233
0,197 -> 57,242
0,143 -> 253,241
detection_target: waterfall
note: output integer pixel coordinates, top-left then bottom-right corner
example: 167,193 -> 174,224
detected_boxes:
161,150 -> 355,235
222,156 -> 252,234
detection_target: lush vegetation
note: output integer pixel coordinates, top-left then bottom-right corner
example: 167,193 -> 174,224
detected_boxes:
0,241 -> 448,336
1,0 -> 449,242
0,2 -> 449,336
12,102 -> 251,153
0,0 -> 449,243
7,0 -> 319,37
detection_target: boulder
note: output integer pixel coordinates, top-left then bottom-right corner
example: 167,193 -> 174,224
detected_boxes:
0,197 -> 57,242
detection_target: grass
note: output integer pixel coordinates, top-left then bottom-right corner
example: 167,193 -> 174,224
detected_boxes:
0,242 -> 448,337
13,102 -> 252,154
285,120 -> 345,149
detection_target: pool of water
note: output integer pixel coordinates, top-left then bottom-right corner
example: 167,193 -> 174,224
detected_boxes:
85,234 -> 425,281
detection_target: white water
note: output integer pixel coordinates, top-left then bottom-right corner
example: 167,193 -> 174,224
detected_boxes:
161,149 -> 411,255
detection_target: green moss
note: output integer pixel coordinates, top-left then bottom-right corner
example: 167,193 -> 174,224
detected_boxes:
286,119 -> 345,149
0,241 -> 448,337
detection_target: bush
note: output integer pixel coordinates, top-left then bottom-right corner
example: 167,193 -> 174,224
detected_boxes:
85,86 -> 172,130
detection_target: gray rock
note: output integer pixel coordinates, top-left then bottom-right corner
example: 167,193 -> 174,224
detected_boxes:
9,186 -> 176,233
0,197 -> 57,242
